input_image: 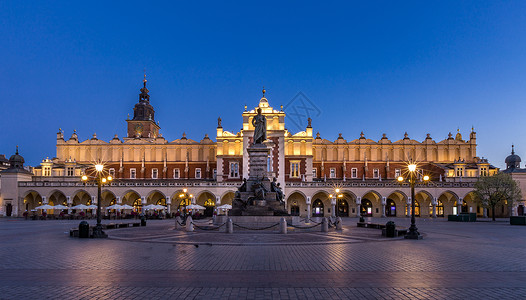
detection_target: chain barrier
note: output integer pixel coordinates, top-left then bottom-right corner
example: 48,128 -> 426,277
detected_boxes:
286,222 -> 322,229
233,222 -> 280,230
192,222 -> 227,231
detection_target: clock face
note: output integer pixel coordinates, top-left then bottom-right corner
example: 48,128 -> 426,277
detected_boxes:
135,124 -> 143,134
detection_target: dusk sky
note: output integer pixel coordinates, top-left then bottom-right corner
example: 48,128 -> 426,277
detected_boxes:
2,1 -> 525,168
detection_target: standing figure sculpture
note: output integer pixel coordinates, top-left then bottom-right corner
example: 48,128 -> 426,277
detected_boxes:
252,108 -> 267,145
271,177 -> 284,203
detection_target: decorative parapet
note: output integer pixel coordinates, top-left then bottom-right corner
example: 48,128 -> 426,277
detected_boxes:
19,180 -> 243,188
285,181 -> 475,188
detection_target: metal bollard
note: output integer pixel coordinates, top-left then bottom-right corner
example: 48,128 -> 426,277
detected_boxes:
321,217 -> 329,232
279,217 -> 287,234
336,217 -> 343,230
226,218 -> 233,233
186,216 -> 194,232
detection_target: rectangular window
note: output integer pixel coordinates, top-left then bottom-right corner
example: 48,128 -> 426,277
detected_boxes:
66,167 -> 74,177
109,168 -> 115,177
351,168 -> 357,178
290,161 -> 300,178
394,169 -> 401,179
43,167 -> 51,177
195,168 -> 201,179
480,167 -> 487,176
373,168 -> 379,178
312,168 -> 317,178
130,168 -> 136,179
174,168 -> 180,179
329,168 -> 336,178
213,168 -> 217,179
230,162 -> 239,178
457,168 -> 463,177
152,168 -> 158,179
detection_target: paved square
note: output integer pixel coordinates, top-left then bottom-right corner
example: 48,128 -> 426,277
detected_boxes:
1,217 -> 525,299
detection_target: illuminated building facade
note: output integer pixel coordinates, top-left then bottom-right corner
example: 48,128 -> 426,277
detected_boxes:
3,78 -> 516,219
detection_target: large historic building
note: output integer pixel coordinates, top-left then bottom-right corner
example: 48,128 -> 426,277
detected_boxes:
3,78 -> 522,219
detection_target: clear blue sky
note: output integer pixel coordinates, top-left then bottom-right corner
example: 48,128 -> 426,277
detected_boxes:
1,1 -> 525,168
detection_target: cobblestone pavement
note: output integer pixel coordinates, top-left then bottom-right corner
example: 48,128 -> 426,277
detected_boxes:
1,217 -> 525,299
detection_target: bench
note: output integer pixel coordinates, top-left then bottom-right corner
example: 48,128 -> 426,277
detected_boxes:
70,221 -> 142,237
381,227 -> 408,237
357,222 -> 386,229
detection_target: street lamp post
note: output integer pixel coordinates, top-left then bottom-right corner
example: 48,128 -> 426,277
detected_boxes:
82,163 -> 113,238
397,163 -> 429,240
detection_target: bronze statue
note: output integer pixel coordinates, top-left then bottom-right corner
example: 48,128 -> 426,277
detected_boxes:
271,177 -> 284,203
252,108 -> 266,145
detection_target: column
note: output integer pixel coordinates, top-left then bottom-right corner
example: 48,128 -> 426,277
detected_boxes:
330,196 -> 336,217
306,197 -> 311,222
381,197 -> 386,218
406,197 -> 411,217
92,196 -> 97,205
215,196 -> 221,215
166,196 -> 171,214
116,196 -> 121,204
42,196 -> 47,204
67,196 -> 72,214
356,197 -> 361,217
457,198 -> 463,215
432,197 -> 437,218
512,204 -> 518,216
483,207 -> 488,218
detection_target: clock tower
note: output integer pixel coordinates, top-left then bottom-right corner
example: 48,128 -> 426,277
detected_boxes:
126,75 -> 161,139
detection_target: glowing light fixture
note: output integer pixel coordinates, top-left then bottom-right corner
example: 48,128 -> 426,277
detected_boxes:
423,175 -> 430,181
408,164 -> 417,172
397,176 -> 404,182
95,164 -> 104,172
81,175 -> 88,181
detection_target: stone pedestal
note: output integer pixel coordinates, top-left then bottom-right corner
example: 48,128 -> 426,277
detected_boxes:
231,143 -> 288,217
248,144 -> 270,180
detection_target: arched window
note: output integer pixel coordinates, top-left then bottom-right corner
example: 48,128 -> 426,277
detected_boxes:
337,199 -> 349,217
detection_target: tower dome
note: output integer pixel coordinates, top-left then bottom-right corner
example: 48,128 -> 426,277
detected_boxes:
505,145 -> 521,170
9,146 -> 25,169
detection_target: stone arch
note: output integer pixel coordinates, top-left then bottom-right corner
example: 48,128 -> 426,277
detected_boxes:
121,190 -> 142,206
361,190 -> 382,217
170,189 -> 189,201
415,190 -> 434,217
147,190 -> 166,205
286,189 -> 308,201
101,189 -> 117,207
47,189 -> 66,201
462,191 -> 480,215
340,189 -> 357,200
196,191 -> 217,217
22,190 -> 43,212
311,190 -> 331,217
72,189 -> 92,205
195,190 -> 216,202
438,190 -> 460,215
386,190 -> 407,217
337,190 -> 356,217
220,191 -> 236,206
286,191 -> 307,217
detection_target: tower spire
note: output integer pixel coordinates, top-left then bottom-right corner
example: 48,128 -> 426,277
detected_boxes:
139,72 -> 150,102
512,144 -> 515,155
